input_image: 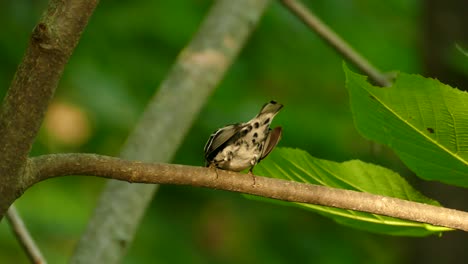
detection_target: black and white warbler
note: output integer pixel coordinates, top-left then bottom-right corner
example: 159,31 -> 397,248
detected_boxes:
204,100 -> 283,172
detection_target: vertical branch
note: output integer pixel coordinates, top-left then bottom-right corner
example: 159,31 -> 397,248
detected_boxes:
280,0 -> 391,87
70,0 -> 271,263
6,206 -> 47,264
0,0 -> 98,262
0,0 -> 99,217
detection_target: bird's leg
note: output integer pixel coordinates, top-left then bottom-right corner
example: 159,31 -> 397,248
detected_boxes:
208,163 -> 219,180
248,166 -> 256,186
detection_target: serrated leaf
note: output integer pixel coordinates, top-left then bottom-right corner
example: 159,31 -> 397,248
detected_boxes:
252,148 -> 451,236
345,64 -> 468,187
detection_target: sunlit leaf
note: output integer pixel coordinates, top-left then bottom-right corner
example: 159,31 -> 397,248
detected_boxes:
345,64 -> 468,187
253,148 -> 451,236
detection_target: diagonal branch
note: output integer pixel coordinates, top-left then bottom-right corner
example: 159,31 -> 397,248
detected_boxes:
6,206 -> 47,264
70,0 -> 271,263
280,0 -> 391,87
24,153 -> 468,232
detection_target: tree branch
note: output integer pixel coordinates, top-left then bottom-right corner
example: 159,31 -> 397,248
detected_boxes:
280,0 -> 391,87
70,0 -> 271,263
6,206 -> 47,264
0,0 -> 98,261
0,0 -> 99,217
24,153 -> 468,232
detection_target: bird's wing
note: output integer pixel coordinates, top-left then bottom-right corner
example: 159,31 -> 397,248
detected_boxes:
204,124 -> 243,158
260,126 -> 282,161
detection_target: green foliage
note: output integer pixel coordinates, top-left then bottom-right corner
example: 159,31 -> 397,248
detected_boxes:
253,148 -> 450,236
345,64 -> 468,187
0,0 -> 460,263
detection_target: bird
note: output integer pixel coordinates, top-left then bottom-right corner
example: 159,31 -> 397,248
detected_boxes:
204,100 -> 283,172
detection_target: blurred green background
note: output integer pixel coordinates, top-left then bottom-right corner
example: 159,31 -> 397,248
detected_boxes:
1,0 -> 467,263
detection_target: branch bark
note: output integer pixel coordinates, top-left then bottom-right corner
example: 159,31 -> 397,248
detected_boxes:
0,0 -> 99,261
23,153 -> 468,232
280,0 -> 391,87
0,0 -> 99,217
70,1 -> 271,263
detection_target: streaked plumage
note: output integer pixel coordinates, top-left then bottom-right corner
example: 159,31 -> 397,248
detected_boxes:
204,101 -> 283,172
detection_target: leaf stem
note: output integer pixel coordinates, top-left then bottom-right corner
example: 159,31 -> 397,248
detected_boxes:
280,0 -> 391,87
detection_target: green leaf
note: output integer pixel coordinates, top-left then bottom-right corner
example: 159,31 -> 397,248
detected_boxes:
253,148 -> 451,236
344,64 -> 468,187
